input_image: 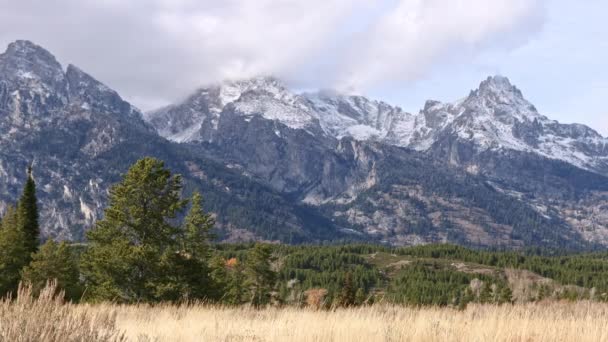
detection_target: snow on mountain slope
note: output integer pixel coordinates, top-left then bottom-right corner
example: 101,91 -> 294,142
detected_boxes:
146,75 -> 608,174
147,77 -> 416,144
432,76 -> 608,171
145,77 -> 320,142
231,77 -> 317,130
303,90 -> 415,142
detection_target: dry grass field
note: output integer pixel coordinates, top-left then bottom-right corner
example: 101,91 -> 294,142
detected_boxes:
0,289 -> 608,342
2,284 -> 608,341
110,302 -> 608,342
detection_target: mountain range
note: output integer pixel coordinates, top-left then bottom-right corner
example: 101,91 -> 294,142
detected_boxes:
1,40 -> 607,250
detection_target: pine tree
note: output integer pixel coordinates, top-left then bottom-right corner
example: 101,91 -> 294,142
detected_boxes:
245,244 -> 276,307
336,271 -> 356,307
80,157 -> 187,302
0,206 -> 28,296
182,192 -> 214,259
21,239 -> 81,300
209,256 -> 247,304
157,191 -> 217,301
225,260 -> 247,305
209,255 -> 229,300
18,166 -> 40,257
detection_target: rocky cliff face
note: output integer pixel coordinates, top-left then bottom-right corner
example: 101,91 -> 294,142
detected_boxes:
1,40 -> 607,249
147,71 -> 608,249
0,41 -> 341,243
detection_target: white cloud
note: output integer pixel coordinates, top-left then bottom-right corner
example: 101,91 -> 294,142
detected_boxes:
0,0 -> 543,110
337,0 -> 545,92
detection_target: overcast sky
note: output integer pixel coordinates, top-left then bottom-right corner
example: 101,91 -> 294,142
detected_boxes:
0,0 -> 606,134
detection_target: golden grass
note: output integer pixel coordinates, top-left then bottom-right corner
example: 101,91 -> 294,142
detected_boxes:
0,282 -> 125,342
3,286 -> 608,341
103,302 -> 608,342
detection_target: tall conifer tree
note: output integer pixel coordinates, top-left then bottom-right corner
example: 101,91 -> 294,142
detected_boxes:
22,239 -> 82,300
0,206 -> 28,295
18,165 -> 40,256
80,157 -> 187,302
156,192 -> 216,301
182,192 -> 215,259
245,244 -> 276,307
336,271 -> 356,307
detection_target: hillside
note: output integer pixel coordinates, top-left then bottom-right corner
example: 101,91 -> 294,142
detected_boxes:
215,243 -> 608,306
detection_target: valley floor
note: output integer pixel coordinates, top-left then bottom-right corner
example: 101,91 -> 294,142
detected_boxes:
106,302 -> 607,341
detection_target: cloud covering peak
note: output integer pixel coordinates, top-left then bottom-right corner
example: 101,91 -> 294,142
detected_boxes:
0,0 -> 544,109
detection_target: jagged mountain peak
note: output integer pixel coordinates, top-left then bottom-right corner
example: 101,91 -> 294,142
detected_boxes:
0,40 -> 65,92
146,75 -> 320,142
478,75 -> 517,93
467,75 -> 532,111
2,40 -> 60,67
477,75 -> 524,100
145,73 -> 608,175
0,40 -> 148,133
456,75 -> 540,128
429,75 -> 608,172
218,76 -> 298,107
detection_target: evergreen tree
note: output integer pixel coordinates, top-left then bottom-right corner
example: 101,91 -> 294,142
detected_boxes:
245,244 -> 276,307
225,260 -> 247,305
0,206 -> 28,296
336,271 -> 356,307
80,157 -> 187,302
182,192 -> 215,258
157,192 -> 216,301
209,255 -> 229,300
18,166 -> 40,257
21,239 -> 81,300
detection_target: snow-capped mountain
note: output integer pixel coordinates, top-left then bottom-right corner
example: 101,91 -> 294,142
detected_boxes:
147,76 -> 414,144
421,76 -> 608,173
303,90 -> 415,143
145,77 -> 320,142
145,73 -> 608,248
147,75 -> 608,175
0,41 -> 329,243
2,40 -> 608,250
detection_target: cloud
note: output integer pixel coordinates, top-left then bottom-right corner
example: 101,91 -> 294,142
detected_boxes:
0,0 -> 544,109
337,0 -> 545,92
